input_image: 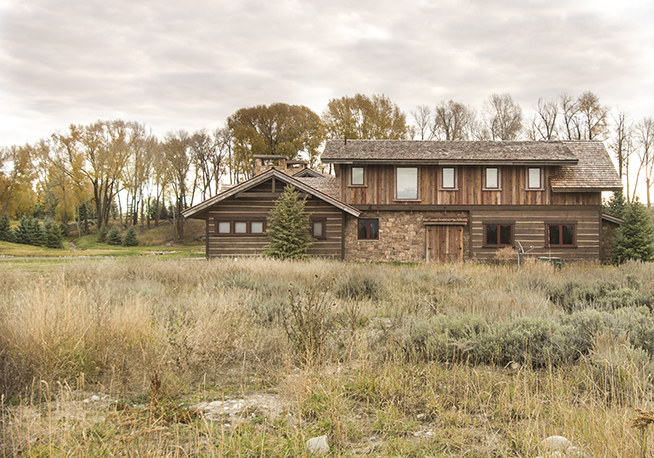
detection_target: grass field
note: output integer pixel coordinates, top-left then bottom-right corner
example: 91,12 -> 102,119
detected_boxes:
1,256 -> 654,456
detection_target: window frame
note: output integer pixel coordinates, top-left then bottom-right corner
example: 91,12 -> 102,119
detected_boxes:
395,166 -> 420,201
233,221 -> 248,234
527,167 -> 542,190
546,223 -> 576,247
215,219 -> 267,236
216,220 -> 232,235
357,218 -> 379,240
350,166 -> 365,187
483,223 -> 514,247
311,220 -> 326,239
484,167 -> 500,190
440,166 -> 457,190
250,220 -> 266,235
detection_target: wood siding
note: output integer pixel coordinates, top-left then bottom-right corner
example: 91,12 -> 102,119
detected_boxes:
470,206 -> 601,262
340,165 -> 601,207
204,180 -> 344,258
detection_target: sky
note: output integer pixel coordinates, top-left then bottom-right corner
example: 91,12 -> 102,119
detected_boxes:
1,0 -> 653,149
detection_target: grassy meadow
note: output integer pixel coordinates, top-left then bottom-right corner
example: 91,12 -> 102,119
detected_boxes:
2,256 -> 654,456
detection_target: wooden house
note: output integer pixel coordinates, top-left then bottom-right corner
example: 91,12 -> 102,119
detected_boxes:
183,140 -> 623,263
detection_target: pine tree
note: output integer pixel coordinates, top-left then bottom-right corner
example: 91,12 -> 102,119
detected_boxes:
45,223 -> 63,249
14,215 -> 33,245
0,213 -> 13,243
106,226 -> 123,246
263,184 -> 313,259
603,189 -> 627,219
613,199 -> 654,263
97,224 -> 108,243
122,226 -> 139,247
29,218 -> 44,246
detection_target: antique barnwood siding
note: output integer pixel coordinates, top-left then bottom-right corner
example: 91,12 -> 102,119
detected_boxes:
182,168 -> 360,259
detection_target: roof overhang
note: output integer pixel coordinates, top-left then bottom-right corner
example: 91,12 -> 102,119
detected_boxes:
323,159 -> 578,166
602,213 -> 624,225
182,169 -> 360,219
551,185 -> 623,193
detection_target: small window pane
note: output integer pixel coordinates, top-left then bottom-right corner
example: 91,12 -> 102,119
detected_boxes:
549,225 -> 560,245
500,225 -> 512,245
313,221 -> 323,238
351,167 -> 364,185
369,219 -> 379,239
528,168 -> 541,189
218,221 -> 231,234
397,167 -> 418,199
486,168 -> 498,188
442,167 -> 455,188
486,225 -> 498,245
358,219 -> 368,239
234,222 -> 247,234
562,225 -> 574,245
251,221 -> 264,234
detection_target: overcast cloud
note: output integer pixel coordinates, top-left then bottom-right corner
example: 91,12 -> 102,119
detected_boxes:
1,0 -> 653,146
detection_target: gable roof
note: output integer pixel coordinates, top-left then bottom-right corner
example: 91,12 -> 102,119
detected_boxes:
182,168 -> 360,219
550,141 -> 623,192
321,140 -> 579,165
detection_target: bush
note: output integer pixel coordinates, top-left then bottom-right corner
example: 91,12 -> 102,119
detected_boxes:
122,226 -> 139,246
97,224 -> 108,243
45,222 -> 63,249
334,268 -> 385,301
106,226 -> 122,245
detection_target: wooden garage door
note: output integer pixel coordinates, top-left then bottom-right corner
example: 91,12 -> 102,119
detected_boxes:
427,225 -> 463,263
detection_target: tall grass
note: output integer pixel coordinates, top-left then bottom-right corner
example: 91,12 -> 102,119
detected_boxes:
2,257 -> 654,456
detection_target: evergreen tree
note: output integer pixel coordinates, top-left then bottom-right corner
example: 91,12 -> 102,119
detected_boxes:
122,226 -> 139,247
45,223 -> 63,249
14,215 -> 33,245
29,218 -> 44,246
97,224 -> 108,243
263,184 -> 313,259
603,189 -> 627,219
106,226 -> 123,246
613,199 -> 654,263
0,213 -> 13,243
59,223 -> 69,237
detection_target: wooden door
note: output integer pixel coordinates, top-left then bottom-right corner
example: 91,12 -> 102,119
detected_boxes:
427,225 -> 463,263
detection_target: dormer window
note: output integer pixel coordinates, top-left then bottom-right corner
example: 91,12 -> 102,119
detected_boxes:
528,168 -> 542,189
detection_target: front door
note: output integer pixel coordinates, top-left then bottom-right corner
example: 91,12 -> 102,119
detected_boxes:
427,225 -> 463,263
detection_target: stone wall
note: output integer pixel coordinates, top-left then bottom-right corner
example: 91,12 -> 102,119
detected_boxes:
344,210 -> 470,263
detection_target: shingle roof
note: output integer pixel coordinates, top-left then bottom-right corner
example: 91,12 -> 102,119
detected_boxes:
321,140 -> 578,164
295,177 -> 340,200
551,142 -> 622,192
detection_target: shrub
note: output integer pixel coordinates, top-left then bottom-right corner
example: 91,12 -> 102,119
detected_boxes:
106,226 -> 122,245
122,226 -> 139,246
492,317 -> 568,368
334,268 -> 385,301
97,224 -> 108,243
45,222 -> 63,249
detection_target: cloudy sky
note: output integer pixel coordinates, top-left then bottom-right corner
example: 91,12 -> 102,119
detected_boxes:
1,0 -> 653,147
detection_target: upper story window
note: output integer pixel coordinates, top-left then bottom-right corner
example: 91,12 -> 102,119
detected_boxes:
528,167 -> 542,189
396,167 -> 418,200
441,167 -> 457,189
351,166 -> 365,186
485,167 -> 499,189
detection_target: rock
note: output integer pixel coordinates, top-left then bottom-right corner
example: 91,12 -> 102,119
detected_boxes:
541,436 -> 571,452
306,435 -> 329,455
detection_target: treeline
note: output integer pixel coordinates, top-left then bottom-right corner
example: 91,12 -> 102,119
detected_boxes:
0,91 -> 651,240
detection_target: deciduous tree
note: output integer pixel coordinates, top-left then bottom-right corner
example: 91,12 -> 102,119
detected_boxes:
528,98 -> 558,140
483,93 -> 523,140
322,94 -> 407,140
433,100 -> 473,141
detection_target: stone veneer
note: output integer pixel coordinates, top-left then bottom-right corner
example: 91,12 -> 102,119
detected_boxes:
344,211 -> 470,263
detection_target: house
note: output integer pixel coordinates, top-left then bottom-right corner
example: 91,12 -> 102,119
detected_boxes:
182,140 -> 623,263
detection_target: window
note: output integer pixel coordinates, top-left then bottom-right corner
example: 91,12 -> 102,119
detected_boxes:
351,167 -> 365,186
217,221 -> 231,234
216,220 -> 266,235
548,224 -> 574,246
311,220 -> 325,239
485,224 -> 513,246
358,218 -> 379,240
528,168 -> 541,189
251,221 -> 264,234
441,167 -> 456,189
396,167 -> 418,200
485,167 -> 499,189
234,222 -> 248,234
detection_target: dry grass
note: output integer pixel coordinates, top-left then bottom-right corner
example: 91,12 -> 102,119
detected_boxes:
2,257 -> 654,456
